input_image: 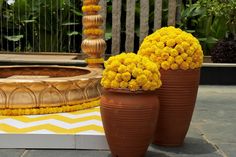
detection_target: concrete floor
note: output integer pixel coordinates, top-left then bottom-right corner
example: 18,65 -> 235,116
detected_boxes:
0,85 -> 235,157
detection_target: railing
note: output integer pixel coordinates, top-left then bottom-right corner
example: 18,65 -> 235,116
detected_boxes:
0,0 -> 181,54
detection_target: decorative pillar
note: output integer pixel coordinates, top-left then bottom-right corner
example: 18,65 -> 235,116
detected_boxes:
81,0 -> 106,68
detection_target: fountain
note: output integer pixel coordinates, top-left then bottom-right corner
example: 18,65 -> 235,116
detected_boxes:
0,0 -> 106,116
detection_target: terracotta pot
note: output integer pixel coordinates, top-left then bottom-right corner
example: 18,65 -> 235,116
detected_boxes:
153,69 -> 200,146
101,89 -> 160,157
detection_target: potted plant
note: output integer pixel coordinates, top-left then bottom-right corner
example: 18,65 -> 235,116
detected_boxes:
100,52 -> 162,157
138,26 -> 204,146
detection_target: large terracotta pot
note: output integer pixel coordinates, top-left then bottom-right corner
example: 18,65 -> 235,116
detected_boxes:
153,69 -> 200,146
101,89 -> 160,157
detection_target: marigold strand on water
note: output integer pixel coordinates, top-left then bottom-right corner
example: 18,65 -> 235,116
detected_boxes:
101,52 -> 162,91
138,26 -> 204,70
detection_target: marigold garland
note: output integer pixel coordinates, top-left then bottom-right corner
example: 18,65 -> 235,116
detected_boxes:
101,52 -> 162,91
138,26 -> 204,70
86,58 -> 104,64
83,28 -> 104,36
82,5 -> 101,13
83,0 -> 99,5
0,99 -> 100,116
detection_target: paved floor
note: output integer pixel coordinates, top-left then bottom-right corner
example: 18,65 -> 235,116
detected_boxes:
0,85 -> 235,157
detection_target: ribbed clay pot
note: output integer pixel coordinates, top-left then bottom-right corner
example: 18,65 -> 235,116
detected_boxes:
153,69 -> 200,146
101,89 -> 160,157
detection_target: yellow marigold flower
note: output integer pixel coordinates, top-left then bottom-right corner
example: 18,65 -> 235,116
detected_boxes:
155,48 -> 162,57
118,65 -> 127,73
160,36 -> 169,43
161,61 -> 170,70
107,71 -> 117,80
124,58 -> 133,66
102,79 -> 111,88
142,81 -> 152,91
156,57 -> 163,63
175,44 -> 184,54
181,41 -> 190,50
136,74 -> 148,86
161,52 -> 170,60
115,73 -> 123,82
150,54 -> 157,62
186,57 -> 193,63
110,80 -> 120,89
180,61 -> 189,70
170,49 -> 179,57
156,42 -> 165,49
186,47 -> 195,56
137,62 -> 145,69
128,79 -> 139,91
166,39 -> 176,47
150,82 -> 158,91
153,33 -> 161,41
170,63 -> 179,70
120,81 -> 128,89
132,68 -> 143,78
121,72 -> 131,82
189,62 -> 196,69
152,73 -> 160,82
167,56 -> 175,64
175,56 -> 184,65
143,70 -> 152,80
181,53 -> 188,60
145,62 -> 158,72
195,62 -> 201,68
110,60 -> 121,72
175,36 -> 183,44
127,63 -> 136,73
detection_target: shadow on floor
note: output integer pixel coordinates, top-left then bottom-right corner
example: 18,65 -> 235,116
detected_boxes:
151,137 -> 217,155
107,151 -> 170,157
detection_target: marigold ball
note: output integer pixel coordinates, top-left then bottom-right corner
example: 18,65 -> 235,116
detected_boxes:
138,26 -> 204,70
101,52 -> 162,91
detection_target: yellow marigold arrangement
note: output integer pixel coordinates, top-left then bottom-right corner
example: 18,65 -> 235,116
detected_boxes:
101,53 -> 162,91
138,26 -> 204,70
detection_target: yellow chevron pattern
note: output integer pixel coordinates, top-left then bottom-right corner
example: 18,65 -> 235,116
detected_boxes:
0,107 -> 104,134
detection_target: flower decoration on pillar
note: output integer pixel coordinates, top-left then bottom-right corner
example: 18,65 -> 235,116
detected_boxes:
81,0 -> 106,67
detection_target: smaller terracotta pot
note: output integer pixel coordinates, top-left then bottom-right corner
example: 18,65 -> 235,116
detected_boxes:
101,89 -> 160,157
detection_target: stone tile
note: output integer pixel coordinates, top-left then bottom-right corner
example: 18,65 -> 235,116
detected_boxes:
217,144 -> 236,157
0,149 -> 25,157
24,150 -> 110,157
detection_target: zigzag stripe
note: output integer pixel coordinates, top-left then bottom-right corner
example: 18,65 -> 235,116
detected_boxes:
0,124 -> 104,134
22,111 -> 101,119
0,115 -> 101,123
0,119 -> 103,129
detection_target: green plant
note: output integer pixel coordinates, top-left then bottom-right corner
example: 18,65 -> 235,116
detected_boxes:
0,0 -> 82,52
179,0 -> 236,55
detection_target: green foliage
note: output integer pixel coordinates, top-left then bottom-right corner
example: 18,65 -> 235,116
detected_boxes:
179,0 -> 236,55
0,0 -> 82,52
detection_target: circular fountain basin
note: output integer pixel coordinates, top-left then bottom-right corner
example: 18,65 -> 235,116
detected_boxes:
0,66 -> 102,110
